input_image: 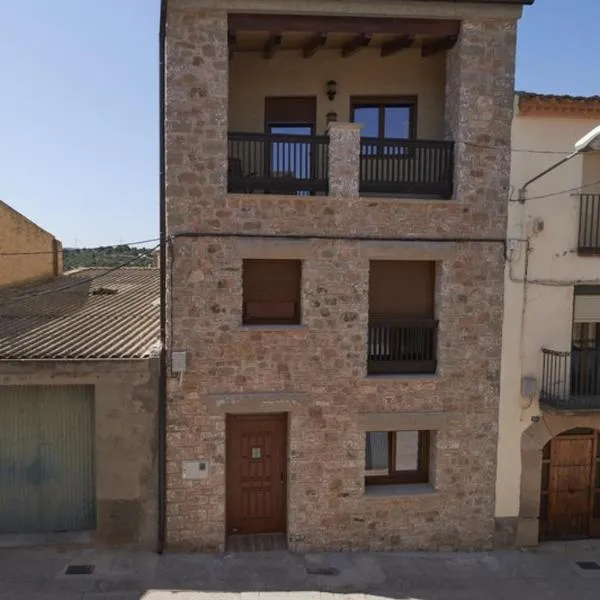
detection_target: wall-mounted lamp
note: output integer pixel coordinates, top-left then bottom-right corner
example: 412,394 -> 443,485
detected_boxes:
326,80 -> 337,102
326,111 -> 338,124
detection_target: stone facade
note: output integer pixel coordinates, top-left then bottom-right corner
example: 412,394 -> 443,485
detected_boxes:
0,360 -> 159,550
164,0 -> 521,551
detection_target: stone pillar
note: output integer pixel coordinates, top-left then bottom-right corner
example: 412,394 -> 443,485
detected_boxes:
165,7 -> 228,232
327,122 -> 362,199
164,5 -> 228,551
445,20 -> 517,236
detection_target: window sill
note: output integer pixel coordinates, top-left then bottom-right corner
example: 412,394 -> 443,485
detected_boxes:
240,324 -> 306,331
365,483 -> 436,498
365,373 -> 439,381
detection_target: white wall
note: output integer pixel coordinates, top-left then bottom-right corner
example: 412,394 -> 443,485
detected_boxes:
496,106 -> 600,519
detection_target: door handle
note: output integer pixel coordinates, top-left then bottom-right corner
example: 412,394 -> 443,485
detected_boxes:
280,472 -> 285,485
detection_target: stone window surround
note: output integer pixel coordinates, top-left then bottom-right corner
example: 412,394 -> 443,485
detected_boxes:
362,411 -> 453,497
234,238 -> 452,375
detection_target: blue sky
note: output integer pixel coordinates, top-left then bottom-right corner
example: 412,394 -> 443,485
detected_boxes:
0,0 -> 597,247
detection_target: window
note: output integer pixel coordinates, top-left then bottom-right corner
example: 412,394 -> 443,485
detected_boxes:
365,430 -> 430,485
351,96 -> 417,156
242,259 -> 301,325
368,261 -> 437,375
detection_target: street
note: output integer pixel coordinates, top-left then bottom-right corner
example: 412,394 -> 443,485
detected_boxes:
0,540 -> 599,599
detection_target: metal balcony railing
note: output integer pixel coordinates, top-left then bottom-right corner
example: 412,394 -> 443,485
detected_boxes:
540,347 -> 600,410
367,318 -> 438,375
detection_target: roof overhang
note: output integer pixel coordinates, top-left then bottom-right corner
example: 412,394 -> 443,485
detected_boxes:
518,92 -> 600,119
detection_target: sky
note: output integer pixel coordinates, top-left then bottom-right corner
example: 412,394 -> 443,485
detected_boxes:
0,0 -> 598,248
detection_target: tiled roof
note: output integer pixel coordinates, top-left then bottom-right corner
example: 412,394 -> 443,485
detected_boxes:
517,92 -> 600,117
517,92 -> 600,104
0,268 -> 160,360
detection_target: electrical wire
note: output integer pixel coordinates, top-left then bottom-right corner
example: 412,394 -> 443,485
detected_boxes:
0,237 -> 159,256
516,178 -> 600,202
462,140 -> 569,155
0,244 -> 160,303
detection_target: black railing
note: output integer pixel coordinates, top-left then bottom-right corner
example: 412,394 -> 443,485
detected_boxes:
367,319 -> 438,375
540,348 -> 600,410
228,131 -> 329,195
578,194 -> 600,254
359,138 -> 454,198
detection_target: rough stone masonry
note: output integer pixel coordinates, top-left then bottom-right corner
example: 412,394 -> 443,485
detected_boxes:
164,0 -> 519,551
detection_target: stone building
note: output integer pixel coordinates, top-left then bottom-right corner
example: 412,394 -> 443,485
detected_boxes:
161,0 -> 535,552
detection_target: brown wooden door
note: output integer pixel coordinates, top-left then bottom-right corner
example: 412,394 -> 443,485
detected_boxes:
226,414 -> 287,535
547,435 -> 595,539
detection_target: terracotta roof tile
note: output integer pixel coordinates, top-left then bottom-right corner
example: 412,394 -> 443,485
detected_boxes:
0,267 -> 160,360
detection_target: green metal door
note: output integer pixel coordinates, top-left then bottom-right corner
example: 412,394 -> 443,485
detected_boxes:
0,385 -> 95,533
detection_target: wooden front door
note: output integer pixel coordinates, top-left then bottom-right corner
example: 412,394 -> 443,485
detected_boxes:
226,414 -> 287,535
545,433 -> 595,539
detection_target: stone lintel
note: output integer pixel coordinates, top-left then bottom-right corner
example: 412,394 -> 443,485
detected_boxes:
205,391 -> 307,413
360,411 -> 454,431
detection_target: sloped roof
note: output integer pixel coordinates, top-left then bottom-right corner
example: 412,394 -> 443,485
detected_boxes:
0,268 -> 160,360
517,92 -> 600,118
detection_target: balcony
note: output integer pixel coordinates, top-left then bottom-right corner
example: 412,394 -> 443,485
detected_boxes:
367,318 -> 438,375
540,348 -> 600,411
578,194 -> 600,254
228,131 -> 329,195
359,138 -> 454,198
227,131 -> 454,199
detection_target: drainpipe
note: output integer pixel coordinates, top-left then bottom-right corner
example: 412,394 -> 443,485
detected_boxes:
157,0 -> 168,555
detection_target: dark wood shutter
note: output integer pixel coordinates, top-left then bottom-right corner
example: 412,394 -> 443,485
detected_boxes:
265,97 -> 317,127
369,261 -> 435,319
243,259 -> 301,325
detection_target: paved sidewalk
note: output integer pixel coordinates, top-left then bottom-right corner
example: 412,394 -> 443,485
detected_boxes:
1,541 -> 600,599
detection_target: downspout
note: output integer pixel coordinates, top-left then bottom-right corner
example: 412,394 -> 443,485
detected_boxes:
158,0 -> 167,555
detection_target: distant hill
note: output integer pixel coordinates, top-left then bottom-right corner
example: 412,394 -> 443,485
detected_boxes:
63,245 -> 155,271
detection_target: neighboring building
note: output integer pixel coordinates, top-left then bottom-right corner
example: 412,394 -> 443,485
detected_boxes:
496,93 -> 600,547
0,200 -> 63,287
0,267 -> 159,549
162,0 -> 533,551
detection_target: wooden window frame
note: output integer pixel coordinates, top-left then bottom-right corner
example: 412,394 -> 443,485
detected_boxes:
350,95 -> 418,141
242,259 -> 302,326
365,430 -> 430,486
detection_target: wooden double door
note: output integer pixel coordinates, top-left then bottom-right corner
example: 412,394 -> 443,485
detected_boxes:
540,429 -> 600,539
226,414 -> 287,535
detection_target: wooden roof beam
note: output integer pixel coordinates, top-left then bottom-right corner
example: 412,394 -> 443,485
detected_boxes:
228,14 -> 460,37
263,33 -> 282,59
421,35 -> 458,58
381,35 -> 414,58
341,33 -> 371,58
302,32 -> 327,58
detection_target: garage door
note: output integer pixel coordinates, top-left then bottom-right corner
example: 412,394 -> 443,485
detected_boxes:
0,385 -> 95,534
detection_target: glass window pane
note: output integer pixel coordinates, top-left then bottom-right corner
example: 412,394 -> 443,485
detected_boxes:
365,432 -> 389,473
395,431 -> 419,471
384,106 -> 411,139
354,107 -> 379,138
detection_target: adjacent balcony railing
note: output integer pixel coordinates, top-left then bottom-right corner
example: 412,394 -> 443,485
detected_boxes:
367,318 -> 438,375
228,132 -> 329,195
359,138 -> 454,198
578,194 -> 600,254
540,348 -> 600,411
